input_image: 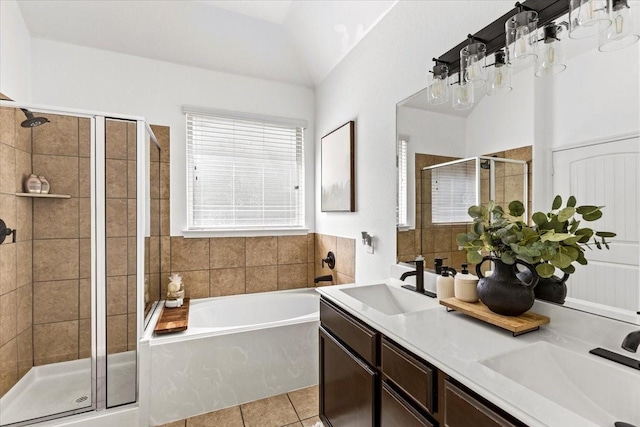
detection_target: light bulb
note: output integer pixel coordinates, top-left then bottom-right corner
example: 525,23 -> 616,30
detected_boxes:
615,13 -> 625,33
515,26 -> 530,56
494,68 -> 504,88
545,45 -> 556,67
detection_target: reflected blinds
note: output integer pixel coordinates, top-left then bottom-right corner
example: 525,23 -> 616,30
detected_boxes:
431,161 -> 475,223
186,110 -> 305,229
397,139 -> 408,226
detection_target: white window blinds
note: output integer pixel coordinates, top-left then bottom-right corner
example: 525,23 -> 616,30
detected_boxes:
397,139 -> 408,227
185,109 -> 305,230
431,161 -> 475,223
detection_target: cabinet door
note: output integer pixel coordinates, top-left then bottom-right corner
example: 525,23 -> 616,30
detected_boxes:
381,382 -> 435,427
444,380 -> 521,427
320,327 -> 377,427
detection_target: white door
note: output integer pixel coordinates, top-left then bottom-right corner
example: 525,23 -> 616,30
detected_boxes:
552,135 -> 639,320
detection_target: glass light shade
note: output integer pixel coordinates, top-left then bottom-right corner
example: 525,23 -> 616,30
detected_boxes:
428,64 -> 449,105
487,65 -> 512,95
569,0 -> 612,39
599,0 -> 639,51
536,26 -> 567,77
461,42 -> 487,87
452,80 -> 474,110
505,11 -> 539,68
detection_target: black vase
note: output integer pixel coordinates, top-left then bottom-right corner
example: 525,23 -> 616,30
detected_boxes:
475,256 -> 539,316
534,271 -> 569,305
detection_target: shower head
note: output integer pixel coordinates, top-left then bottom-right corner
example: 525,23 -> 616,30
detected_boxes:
480,159 -> 491,169
20,109 -> 49,128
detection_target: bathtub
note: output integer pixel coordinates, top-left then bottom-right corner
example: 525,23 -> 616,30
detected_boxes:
147,288 -> 319,426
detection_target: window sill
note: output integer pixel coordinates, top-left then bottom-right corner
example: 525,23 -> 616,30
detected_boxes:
182,228 -> 310,238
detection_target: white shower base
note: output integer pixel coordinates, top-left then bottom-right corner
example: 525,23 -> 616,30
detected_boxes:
0,351 -> 136,426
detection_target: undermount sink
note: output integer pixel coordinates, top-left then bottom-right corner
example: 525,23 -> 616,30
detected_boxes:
480,342 -> 640,426
339,284 -> 434,315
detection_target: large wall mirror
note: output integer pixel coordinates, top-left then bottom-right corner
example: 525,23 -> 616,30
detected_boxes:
396,10 -> 639,325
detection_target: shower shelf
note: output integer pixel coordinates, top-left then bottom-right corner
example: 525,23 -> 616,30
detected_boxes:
15,193 -> 71,199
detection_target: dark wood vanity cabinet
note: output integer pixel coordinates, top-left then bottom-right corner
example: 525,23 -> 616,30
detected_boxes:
319,299 -> 380,427
319,297 -> 526,427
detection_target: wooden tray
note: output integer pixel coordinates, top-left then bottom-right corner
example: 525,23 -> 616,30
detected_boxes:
439,297 -> 549,336
154,298 -> 190,334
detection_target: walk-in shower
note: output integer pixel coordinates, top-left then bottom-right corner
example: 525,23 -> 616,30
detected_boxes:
0,103 -> 157,426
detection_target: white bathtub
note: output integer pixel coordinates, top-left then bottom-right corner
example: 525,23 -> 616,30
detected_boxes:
148,288 -> 319,426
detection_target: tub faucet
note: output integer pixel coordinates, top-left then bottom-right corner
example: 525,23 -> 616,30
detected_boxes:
314,274 -> 333,284
622,330 -> 640,353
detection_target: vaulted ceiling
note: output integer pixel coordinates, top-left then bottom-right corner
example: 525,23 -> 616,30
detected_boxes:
18,0 -> 398,88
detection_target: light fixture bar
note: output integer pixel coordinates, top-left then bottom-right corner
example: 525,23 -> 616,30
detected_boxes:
434,0 -> 571,76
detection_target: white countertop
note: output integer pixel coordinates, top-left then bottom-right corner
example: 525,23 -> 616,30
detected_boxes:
316,278 -> 640,427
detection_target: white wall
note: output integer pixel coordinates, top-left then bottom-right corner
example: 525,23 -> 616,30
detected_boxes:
315,1 -> 512,282
397,106 -> 466,228
0,0 -> 32,101
29,39 -> 315,235
465,69 -> 535,156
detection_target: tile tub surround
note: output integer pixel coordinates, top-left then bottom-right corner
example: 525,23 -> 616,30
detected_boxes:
157,385 -> 321,427
317,278 -> 640,427
0,106 -> 34,397
148,293 -> 319,425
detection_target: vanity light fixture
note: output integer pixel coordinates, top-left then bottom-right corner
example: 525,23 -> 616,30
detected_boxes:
535,23 -> 568,77
505,5 -> 539,68
427,59 -> 450,105
599,0 -> 640,51
487,50 -> 513,95
452,72 -> 474,110
460,35 -> 487,88
569,0 -> 612,39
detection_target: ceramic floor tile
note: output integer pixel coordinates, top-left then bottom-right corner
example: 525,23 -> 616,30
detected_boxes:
300,416 -> 323,427
187,406 -> 243,427
283,423 -> 303,427
288,385 -> 319,420
241,393 -> 298,427
159,421 -> 186,427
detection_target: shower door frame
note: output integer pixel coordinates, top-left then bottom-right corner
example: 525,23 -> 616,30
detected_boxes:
0,101 -> 147,426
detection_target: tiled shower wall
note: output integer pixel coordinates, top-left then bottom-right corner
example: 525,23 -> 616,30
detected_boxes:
397,146 -> 532,271
154,125 -> 355,301
0,107 -> 33,396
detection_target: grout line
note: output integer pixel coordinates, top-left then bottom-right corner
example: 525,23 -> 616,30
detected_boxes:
286,392 -> 301,422
238,403 -> 246,427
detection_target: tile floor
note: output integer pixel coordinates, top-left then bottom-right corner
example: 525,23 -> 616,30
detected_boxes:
159,385 -> 321,427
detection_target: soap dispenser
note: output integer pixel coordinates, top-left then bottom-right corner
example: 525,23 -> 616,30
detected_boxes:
436,267 -> 455,301
454,263 -> 479,302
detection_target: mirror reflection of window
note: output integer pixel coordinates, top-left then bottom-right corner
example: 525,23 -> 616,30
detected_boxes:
397,138 -> 408,227
431,160 -> 476,224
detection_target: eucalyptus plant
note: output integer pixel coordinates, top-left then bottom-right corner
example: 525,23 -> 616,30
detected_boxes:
456,195 -> 616,278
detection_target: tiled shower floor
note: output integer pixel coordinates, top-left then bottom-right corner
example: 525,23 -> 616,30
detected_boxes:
159,385 -> 321,427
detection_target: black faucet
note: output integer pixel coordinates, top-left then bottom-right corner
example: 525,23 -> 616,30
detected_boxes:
400,256 -> 435,298
314,274 -> 333,284
622,330 -> 640,353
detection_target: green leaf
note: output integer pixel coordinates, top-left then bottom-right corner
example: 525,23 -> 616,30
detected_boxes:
536,263 -> 556,278
467,251 -> 483,264
595,231 -> 616,238
508,200 -> 525,217
532,212 -> 547,226
569,219 -> 580,233
576,251 -> 587,265
473,221 -> 484,236
456,233 -> 470,247
557,207 -> 576,222
576,205 -> 599,215
583,210 -> 603,221
552,195 -> 562,210
567,196 -> 576,207
561,265 -> 575,274
500,252 -> 516,264
551,252 -> 573,269
468,205 -> 483,218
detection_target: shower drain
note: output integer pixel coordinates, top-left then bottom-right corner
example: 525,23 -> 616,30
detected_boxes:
74,396 -> 89,404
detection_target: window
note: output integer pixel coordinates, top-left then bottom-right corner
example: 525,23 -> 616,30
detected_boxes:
185,107 -> 306,231
431,160 -> 475,223
397,138 -> 408,227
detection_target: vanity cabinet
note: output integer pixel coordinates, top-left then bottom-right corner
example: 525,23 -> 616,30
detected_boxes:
319,299 -> 380,427
319,296 -> 526,427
